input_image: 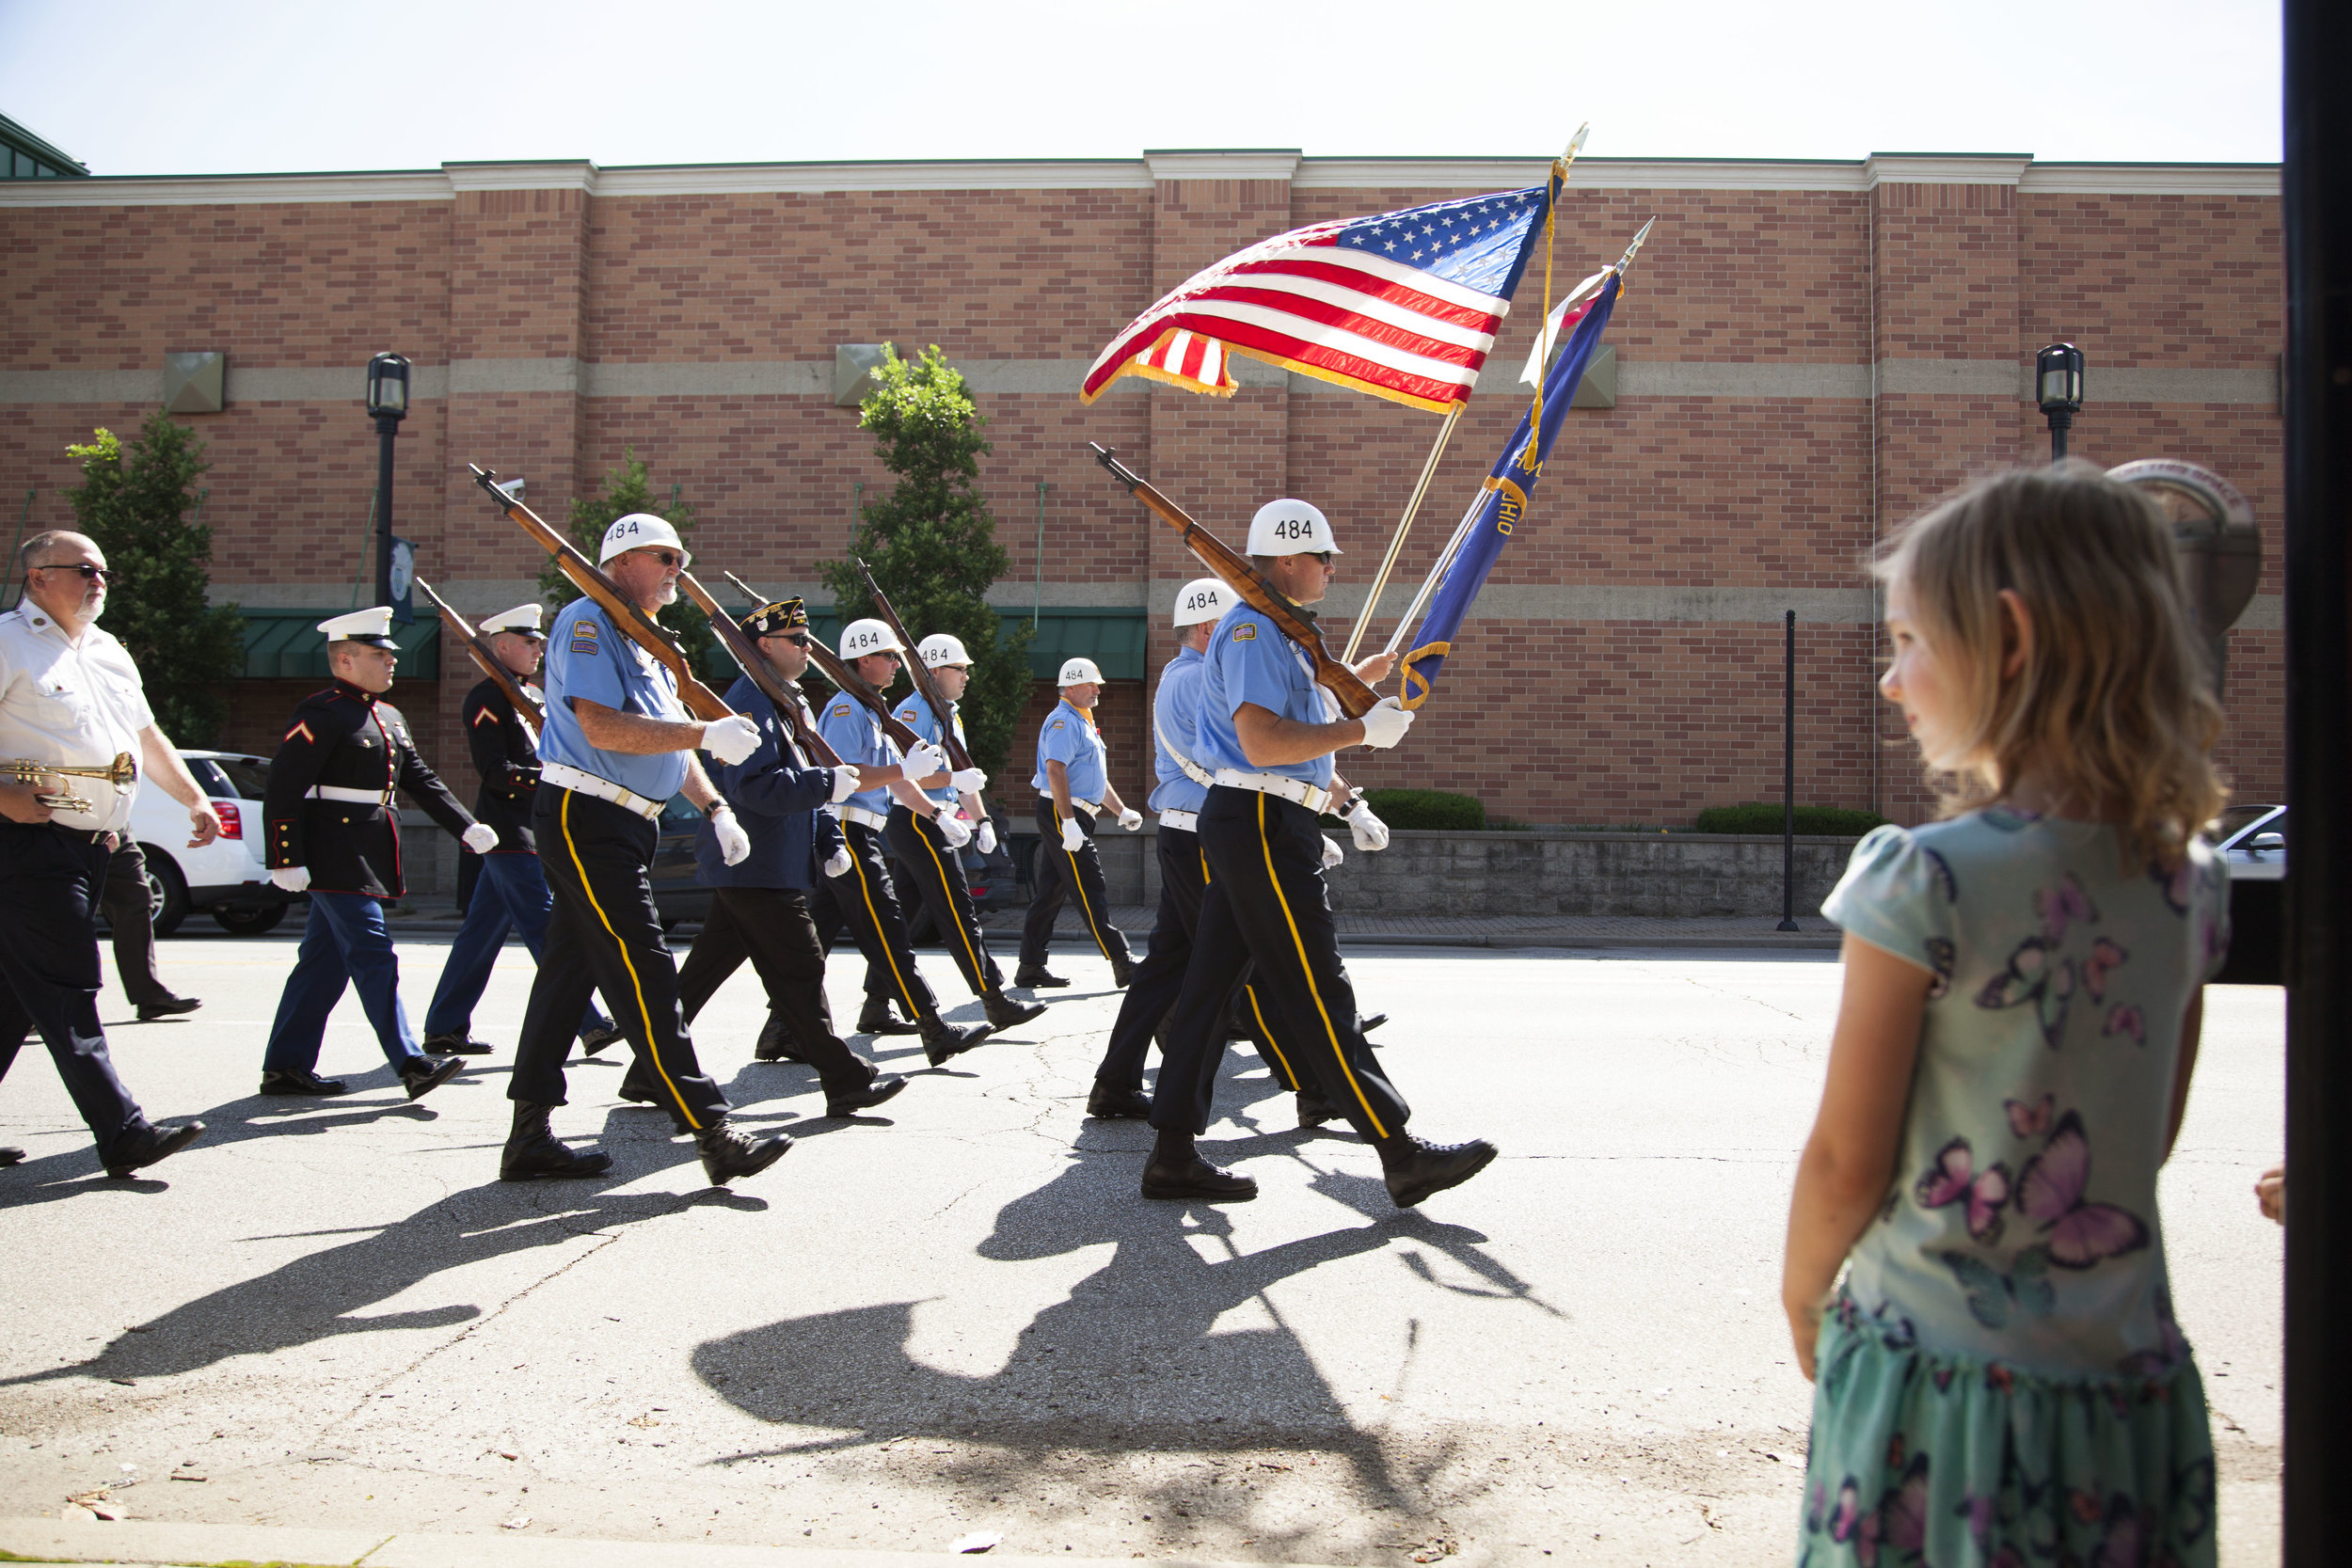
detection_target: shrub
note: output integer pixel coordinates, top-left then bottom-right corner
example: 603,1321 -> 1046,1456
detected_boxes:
1694,802 -> 1887,836
1359,788 -> 1486,832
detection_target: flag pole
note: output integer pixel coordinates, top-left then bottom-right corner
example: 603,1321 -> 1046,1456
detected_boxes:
1342,404 -> 1463,662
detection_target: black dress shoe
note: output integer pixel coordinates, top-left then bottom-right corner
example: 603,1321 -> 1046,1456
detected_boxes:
921,1018 -> 993,1068
104,1120 -> 204,1179
1087,1085 -> 1152,1119
135,995 -> 201,1022
1013,966 -> 1070,989
695,1121 -> 793,1185
399,1054 -> 467,1101
261,1068 -> 349,1097
1296,1090 -> 1340,1129
579,1022 -> 627,1057
854,1002 -> 922,1037
1383,1137 -> 1499,1209
1,1146 -> 25,1166
752,1013 -> 805,1063
1360,1012 -> 1389,1035
1109,955 -> 1135,990
984,992 -> 1046,1030
501,1103 -> 612,1181
422,1033 -> 494,1056
826,1073 -> 910,1117
1141,1154 -> 1257,1202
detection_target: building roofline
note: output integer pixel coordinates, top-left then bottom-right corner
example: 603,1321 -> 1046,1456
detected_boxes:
0,112 -> 90,175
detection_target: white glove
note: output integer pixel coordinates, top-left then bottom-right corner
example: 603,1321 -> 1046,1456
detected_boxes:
461,822 -> 499,855
828,765 -> 864,804
1117,807 -> 1143,832
934,811 -> 973,849
1344,796 -> 1391,852
822,846 -> 853,879
1357,697 -> 1415,750
702,715 -> 761,767
270,865 -> 310,893
1321,833 -> 1345,869
899,739 -> 946,781
951,766 -> 988,794
1059,816 -> 1086,853
711,805 -> 752,865
975,820 -> 997,855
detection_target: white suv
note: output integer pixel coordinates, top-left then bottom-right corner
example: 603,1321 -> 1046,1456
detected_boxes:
125,749 -> 297,935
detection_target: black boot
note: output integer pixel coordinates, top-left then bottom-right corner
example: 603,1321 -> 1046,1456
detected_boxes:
754,1010 -> 805,1063
1380,1136 -> 1499,1209
854,1000 -> 921,1037
983,990 -> 1045,1030
1141,1129 -> 1257,1202
501,1102 -> 612,1181
694,1120 -> 793,1186
1013,965 -> 1069,989
0,1147 -> 24,1166
422,1033 -> 494,1056
578,1022 -> 627,1057
103,1120 -> 205,1180
260,1068 -> 348,1097
826,1073 -> 910,1117
1108,950 -> 1135,989
1296,1089 -> 1340,1129
399,1054 -> 467,1101
1087,1083 -> 1152,1119
921,1015 -> 993,1068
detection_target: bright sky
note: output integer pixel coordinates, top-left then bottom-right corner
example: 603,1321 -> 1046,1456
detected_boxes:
0,0 -> 2281,174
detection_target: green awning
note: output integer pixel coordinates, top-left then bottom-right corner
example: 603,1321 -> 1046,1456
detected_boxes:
703,606 -> 1147,684
240,610 -> 439,680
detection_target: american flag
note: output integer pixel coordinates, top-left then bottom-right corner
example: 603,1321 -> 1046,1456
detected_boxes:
1081,184 -> 1555,414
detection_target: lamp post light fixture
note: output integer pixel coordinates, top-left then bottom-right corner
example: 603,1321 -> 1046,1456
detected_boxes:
2036,341 -> 2086,464
364,352 -> 410,618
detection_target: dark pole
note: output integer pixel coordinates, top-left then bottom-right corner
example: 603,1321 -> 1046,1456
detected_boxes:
373,413 -> 398,610
2045,409 -> 2071,464
2281,1 -> 2349,1559
1778,608 -> 1799,932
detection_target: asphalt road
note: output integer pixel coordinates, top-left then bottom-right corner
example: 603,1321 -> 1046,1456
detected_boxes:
0,927 -> 2285,1565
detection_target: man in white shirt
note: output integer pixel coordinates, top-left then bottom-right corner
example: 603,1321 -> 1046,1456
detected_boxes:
0,531 -> 216,1179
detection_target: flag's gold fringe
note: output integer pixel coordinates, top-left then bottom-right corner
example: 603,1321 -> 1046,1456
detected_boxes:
1232,347 -> 1461,415
1399,640 -> 1453,711
1084,358 -> 1242,404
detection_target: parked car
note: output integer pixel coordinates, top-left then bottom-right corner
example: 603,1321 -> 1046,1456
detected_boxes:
2211,801 -> 2285,881
2208,802 -> 2284,986
123,750 -> 299,936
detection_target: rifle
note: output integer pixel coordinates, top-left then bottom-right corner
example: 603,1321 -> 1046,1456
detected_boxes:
470,465 -> 736,723
675,572 -> 846,768
720,571 -> 929,755
850,558 -> 981,778
416,577 -> 545,727
1089,444 -> 1379,718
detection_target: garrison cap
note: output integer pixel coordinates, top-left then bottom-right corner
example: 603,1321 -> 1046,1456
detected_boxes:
739,597 -> 811,638
318,607 -> 399,649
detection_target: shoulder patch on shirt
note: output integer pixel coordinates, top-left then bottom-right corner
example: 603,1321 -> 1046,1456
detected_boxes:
1049,720 -> 1065,730
832,704 -> 851,718
569,618 -> 600,655
1231,624 -> 1257,641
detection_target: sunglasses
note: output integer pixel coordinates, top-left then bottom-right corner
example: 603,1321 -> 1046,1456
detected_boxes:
30,562 -> 109,580
632,548 -> 684,568
761,631 -> 811,647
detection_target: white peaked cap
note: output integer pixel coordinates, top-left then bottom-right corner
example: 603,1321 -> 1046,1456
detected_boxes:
479,603 -> 546,636
1247,498 -> 1343,557
839,618 -> 905,657
317,607 -> 398,647
1173,577 -> 1228,626
918,632 -> 974,668
598,512 -> 691,566
1058,657 -> 1105,687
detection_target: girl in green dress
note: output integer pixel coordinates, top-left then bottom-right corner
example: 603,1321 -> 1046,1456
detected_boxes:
1785,465 -> 2230,1567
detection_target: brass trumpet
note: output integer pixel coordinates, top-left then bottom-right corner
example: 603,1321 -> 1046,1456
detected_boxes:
4,752 -> 138,815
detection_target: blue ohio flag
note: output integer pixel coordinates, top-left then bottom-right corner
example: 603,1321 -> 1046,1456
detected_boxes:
1398,270 -> 1621,710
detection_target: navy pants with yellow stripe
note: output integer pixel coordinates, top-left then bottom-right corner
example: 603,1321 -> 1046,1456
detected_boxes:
1149,787 -> 1408,1143
886,804 -> 1008,998
1020,800 -> 1128,971
511,787 -> 729,1132
811,819 -> 942,1025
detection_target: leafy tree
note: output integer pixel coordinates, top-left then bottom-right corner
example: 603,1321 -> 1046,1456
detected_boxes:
821,343 -> 1034,778
62,412 -> 245,746
540,448 -> 712,673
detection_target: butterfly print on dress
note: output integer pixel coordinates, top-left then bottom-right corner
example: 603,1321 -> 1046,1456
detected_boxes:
1935,1246 -> 2056,1329
2035,873 -> 2100,942
1976,935 -> 2076,1048
2083,937 -> 2128,999
2014,1110 -> 2150,1269
2004,1093 -> 2054,1138
1915,1136 -> 2011,1243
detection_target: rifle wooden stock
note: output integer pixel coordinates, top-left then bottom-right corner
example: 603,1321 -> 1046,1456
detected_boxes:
1089,444 -> 1379,718
469,464 -> 736,723
719,571 -> 930,756
850,557 -> 981,778
676,573 -> 845,768
416,577 -> 545,727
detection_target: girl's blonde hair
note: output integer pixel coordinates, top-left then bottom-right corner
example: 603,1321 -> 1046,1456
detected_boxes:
1877,462 -> 2226,867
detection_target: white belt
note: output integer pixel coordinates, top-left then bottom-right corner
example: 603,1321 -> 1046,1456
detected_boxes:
1212,768 -> 1334,815
310,784 -> 391,806
1157,809 -> 1199,832
842,804 -> 890,830
540,763 -> 662,821
1041,794 -> 1101,817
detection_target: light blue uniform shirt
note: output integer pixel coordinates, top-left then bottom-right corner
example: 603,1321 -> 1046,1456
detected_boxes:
539,595 -> 691,802
893,692 -> 965,808
1030,698 -> 1107,802
817,692 -> 898,816
1194,605 -> 1336,790
1148,646 -> 1210,816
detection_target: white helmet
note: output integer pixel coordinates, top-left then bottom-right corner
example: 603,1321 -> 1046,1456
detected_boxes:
839,617 -> 904,658
1247,498 -> 1342,557
1057,657 -> 1105,687
1173,577 -> 1228,626
597,511 -> 691,566
917,632 -> 973,669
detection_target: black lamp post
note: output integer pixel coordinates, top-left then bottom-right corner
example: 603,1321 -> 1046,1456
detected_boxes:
2035,341 -> 2085,463
364,352 -> 410,613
